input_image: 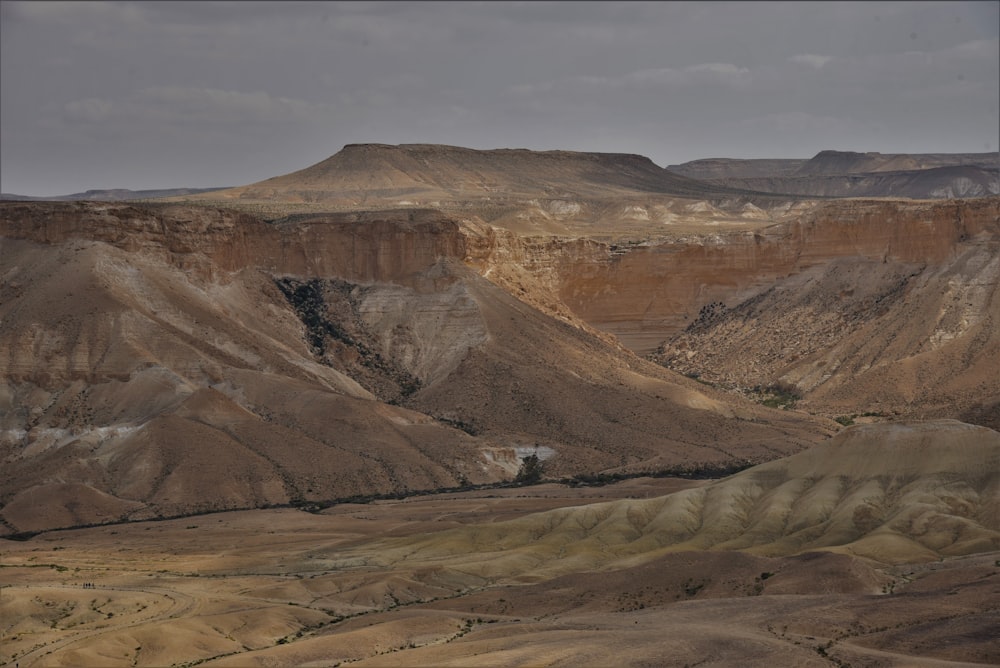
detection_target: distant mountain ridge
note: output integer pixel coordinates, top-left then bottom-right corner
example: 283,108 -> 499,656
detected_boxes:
7,148 -> 996,204
0,187 -> 230,202
669,150 -> 999,198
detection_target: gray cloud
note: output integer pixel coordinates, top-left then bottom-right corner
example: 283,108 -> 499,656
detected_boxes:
2,1 -> 997,195
61,87 -> 333,126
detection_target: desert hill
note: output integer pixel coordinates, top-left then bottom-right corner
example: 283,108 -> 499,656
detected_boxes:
0,187 -> 229,202
795,150 -> 998,175
669,150 -> 999,179
669,150 -> 999,199
0,201 -> 829,535
206,142 -> 758,203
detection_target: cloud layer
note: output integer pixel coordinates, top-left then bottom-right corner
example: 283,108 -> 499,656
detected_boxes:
2,1 -> 997,195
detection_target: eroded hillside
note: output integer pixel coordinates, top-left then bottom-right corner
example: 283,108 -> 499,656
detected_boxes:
456,194 -> 1000,427
646,198 -> 1000,426
3,191 -> 997,534
0,202 -> 828,535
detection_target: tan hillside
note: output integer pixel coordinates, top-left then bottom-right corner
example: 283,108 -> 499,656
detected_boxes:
358,420 -> 1000,578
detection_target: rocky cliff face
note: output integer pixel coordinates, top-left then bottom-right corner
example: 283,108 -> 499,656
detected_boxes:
0,202 -> 468,281
504,198 -> 1000,353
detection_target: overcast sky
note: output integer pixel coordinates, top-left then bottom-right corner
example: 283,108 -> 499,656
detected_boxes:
1,1 -> 997,195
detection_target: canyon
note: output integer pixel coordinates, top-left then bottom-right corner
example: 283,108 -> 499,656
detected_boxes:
2,143 -> 999,667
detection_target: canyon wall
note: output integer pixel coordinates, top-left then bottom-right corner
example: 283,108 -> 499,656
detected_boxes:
0,203 -> 466,285
6,197 -> 995,362
461,195 -> 1000,425
511,198 -> 1000,354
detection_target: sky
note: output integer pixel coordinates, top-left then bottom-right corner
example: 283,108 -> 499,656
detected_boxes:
1,1 -> 998,196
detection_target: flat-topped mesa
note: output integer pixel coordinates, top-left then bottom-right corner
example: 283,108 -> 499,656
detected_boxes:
206,142 -> 768,206
342,142 -> 663,165
794,150 -> 887,176
304,143 -> 672,182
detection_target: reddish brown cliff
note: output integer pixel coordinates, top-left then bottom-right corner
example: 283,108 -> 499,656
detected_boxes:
525,198 -> 1000,353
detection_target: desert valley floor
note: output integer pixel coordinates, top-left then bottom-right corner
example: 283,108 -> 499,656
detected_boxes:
3,475 -> 999,668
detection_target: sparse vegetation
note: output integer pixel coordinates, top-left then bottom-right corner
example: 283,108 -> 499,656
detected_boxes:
835,411 -> 887,426
757,382 -> 802,410
514,454 -> 545,485
566,460 -> 757,487
683,578 -> 707,597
